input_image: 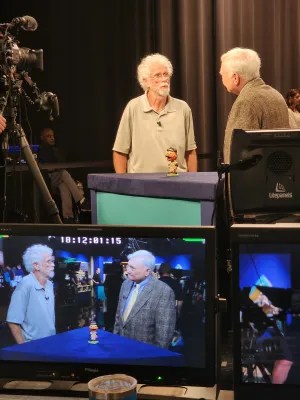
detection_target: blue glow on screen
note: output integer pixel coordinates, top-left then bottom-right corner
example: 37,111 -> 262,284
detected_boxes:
168,255 -> 192,271
56,250 -> 88,263
75,254 -> 88,263
56,250 -> 73,259
239,253 -> 291,289
96,256 -> 113,269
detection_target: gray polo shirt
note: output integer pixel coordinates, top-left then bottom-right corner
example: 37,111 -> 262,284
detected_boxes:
7,272 -> 55,342
113,93 -> 197,173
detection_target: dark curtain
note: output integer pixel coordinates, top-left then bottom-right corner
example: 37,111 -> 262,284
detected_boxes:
2,0 -> 300,171
155,0 -> 216,171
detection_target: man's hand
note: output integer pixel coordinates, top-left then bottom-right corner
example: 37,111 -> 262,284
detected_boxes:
0,115 -> 7,134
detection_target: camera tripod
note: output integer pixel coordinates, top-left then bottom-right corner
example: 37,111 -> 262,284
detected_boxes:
0,79 -> 62,224
0,124 -> 62,224
0,15 -> 63,223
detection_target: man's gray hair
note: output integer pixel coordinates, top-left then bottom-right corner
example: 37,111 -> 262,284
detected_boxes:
137,53 -> 173,91
127,250 -> 156,271
23,244 -> 53,273
221,47 -> 261,81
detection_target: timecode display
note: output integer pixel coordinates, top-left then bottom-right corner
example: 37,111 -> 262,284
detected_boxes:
60,236 -> 122,245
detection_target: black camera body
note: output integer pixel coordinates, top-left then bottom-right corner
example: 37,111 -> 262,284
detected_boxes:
0,35 -> 43,71
0,17 -> 59,119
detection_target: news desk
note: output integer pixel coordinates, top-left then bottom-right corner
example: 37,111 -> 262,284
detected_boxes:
87,172 -> 220,226
0,327 -> 183,366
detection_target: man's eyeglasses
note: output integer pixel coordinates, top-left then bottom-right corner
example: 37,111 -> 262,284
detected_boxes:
151,72 -> 170,81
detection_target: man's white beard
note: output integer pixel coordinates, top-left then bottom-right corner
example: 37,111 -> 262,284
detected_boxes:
158,87 -> 170,97
48,271 -> 55,279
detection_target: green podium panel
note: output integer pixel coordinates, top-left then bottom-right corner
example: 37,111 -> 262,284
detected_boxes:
88,172 -> 219,226
96,192 -> 201,226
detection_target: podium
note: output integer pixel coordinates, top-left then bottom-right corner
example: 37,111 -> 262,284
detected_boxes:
87,172 -> 220,226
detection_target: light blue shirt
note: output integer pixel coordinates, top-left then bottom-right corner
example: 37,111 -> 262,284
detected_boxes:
122,276 -> 150,315
6,272 -> 55,342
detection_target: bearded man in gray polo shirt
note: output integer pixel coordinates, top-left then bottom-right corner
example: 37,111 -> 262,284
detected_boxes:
113,53 -> 197,173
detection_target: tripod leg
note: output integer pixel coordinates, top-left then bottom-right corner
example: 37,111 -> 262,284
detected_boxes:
18,125 -> 62,224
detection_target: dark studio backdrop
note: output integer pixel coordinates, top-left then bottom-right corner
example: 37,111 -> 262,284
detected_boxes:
1,0 -> 300,171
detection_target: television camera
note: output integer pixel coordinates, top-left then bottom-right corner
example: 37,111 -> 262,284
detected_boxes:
0,16 -> 61,223
0,15 -> 59,121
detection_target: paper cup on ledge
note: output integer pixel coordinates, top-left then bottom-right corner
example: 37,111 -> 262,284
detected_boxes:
88,374 -> 137,400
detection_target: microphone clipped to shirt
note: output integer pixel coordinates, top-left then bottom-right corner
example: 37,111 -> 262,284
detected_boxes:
157,121 -> 162,127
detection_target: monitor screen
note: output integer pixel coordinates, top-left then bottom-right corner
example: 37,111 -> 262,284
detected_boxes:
231,224 -> 300,400
0,223 -> 216,392
229,128 -> 300,222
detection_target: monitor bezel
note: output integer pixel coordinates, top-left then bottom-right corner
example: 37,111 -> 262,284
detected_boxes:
231,224 -> 300,400
0,223 -> 217,392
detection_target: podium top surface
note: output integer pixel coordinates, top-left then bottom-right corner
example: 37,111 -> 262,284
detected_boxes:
87,172 -> 219,201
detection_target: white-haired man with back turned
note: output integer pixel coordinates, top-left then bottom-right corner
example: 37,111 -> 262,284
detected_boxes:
219,47 -> 289,163
113,53 -> 197,173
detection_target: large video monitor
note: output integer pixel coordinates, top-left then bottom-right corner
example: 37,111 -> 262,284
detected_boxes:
231,224 -> 300,400
229,128 -> 300,222
0,223 -> 216,395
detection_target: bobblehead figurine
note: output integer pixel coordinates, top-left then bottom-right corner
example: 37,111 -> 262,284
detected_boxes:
88,321 -> 99,344
165,147 -> 179,176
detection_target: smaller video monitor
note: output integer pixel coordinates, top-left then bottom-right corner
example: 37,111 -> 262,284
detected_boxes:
231,224 -> 300,400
